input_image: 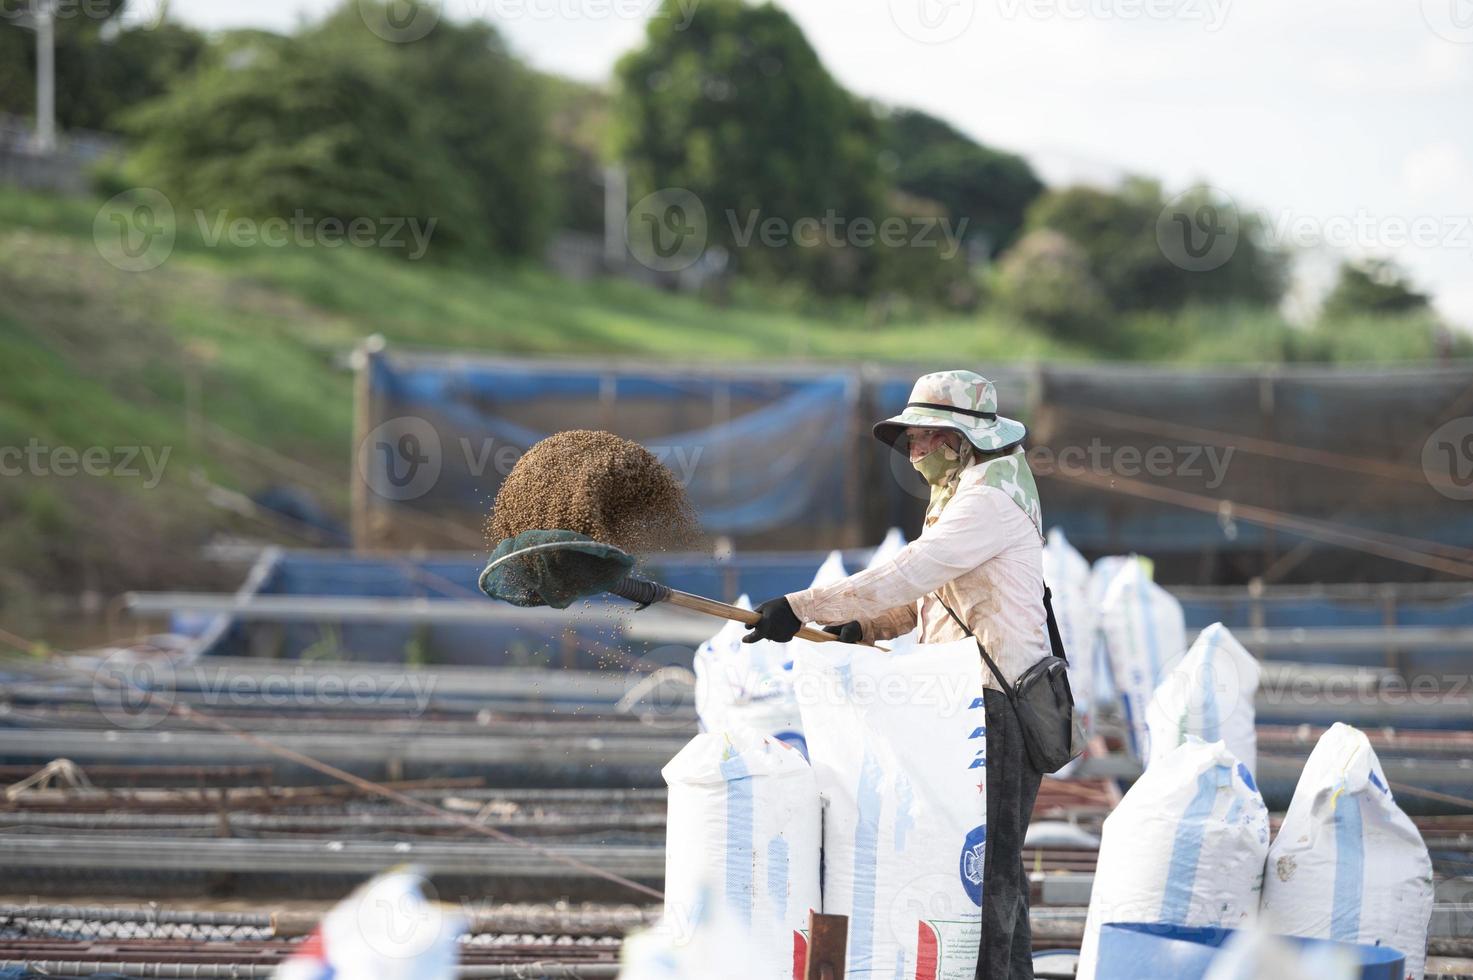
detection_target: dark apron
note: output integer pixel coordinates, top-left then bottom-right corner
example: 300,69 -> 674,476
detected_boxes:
977,687 -> 1043,980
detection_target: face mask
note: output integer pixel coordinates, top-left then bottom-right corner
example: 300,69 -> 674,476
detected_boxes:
911,445 -> 956,486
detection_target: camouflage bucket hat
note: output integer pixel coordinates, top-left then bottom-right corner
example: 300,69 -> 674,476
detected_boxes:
873,370 -> 1028,454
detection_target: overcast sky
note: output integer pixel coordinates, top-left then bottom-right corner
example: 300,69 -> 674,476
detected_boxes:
151,0 -> 1473,327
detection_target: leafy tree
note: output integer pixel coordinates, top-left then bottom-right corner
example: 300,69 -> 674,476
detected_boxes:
541,75 -> 613,237
1160,183 -> 1285,308
122,3 -> 554,257
993,229 -> 1110,340
862,191 -> 979,310
1025,180 -> 1174,311
1025,181 -> 1159,311
1024,178 -> 1284,313
0,1 -> 204,132
614,0 -> 888,291
881,108 -> 1042,259
308,4 -> 554,256
1319,258 -> 1431,321
123,31 -> 485,251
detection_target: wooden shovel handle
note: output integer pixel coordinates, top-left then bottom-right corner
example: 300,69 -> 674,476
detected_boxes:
664,589 -> 836,644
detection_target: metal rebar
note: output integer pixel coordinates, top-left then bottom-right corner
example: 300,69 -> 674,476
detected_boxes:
0,834 -> 665,879
0,962 -> 275,978
0,905 -> 273,927
0,811 -> 668,833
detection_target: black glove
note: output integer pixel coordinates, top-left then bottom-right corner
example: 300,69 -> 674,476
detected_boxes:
823,621 -> 863,644
743,596 -> 802,644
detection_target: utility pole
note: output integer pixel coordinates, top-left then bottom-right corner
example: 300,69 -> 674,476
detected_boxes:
34,0 -> 56,154
603,163 -> 627,268
16,0 -> 58,154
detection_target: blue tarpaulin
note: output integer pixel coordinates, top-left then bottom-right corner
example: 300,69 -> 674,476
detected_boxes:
356,352 -> 1473,582
363,354 -> 863,549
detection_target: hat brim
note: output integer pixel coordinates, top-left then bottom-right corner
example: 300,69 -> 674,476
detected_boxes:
874,407 -> 1027,454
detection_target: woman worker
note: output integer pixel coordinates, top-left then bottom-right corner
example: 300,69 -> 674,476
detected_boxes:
743,369 -> 1050,980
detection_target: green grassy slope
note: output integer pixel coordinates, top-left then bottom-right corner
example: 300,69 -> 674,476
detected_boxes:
0,186 -> 1464,623
0,186 -> 1074,622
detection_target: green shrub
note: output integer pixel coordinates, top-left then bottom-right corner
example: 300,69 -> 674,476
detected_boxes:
993,229 -> 1112,342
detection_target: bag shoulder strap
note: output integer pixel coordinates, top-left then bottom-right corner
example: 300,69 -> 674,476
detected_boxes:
1042,586 -> 1069,664
933,592 -> 1015,700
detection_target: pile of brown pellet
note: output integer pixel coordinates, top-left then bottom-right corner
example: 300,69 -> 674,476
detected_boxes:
486,430 -> 697,554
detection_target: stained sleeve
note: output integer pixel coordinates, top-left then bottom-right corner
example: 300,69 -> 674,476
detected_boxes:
855,603 -> 920,642
787,482 -> 1014,626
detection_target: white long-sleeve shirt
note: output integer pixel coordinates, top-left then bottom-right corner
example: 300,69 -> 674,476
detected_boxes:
786,463 -> 1048,689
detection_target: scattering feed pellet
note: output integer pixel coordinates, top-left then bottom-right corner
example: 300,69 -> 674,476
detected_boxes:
486,430 -> 697,554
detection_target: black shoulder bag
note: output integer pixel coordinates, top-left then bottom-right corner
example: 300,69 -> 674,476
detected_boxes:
935,587 -> 1085,775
